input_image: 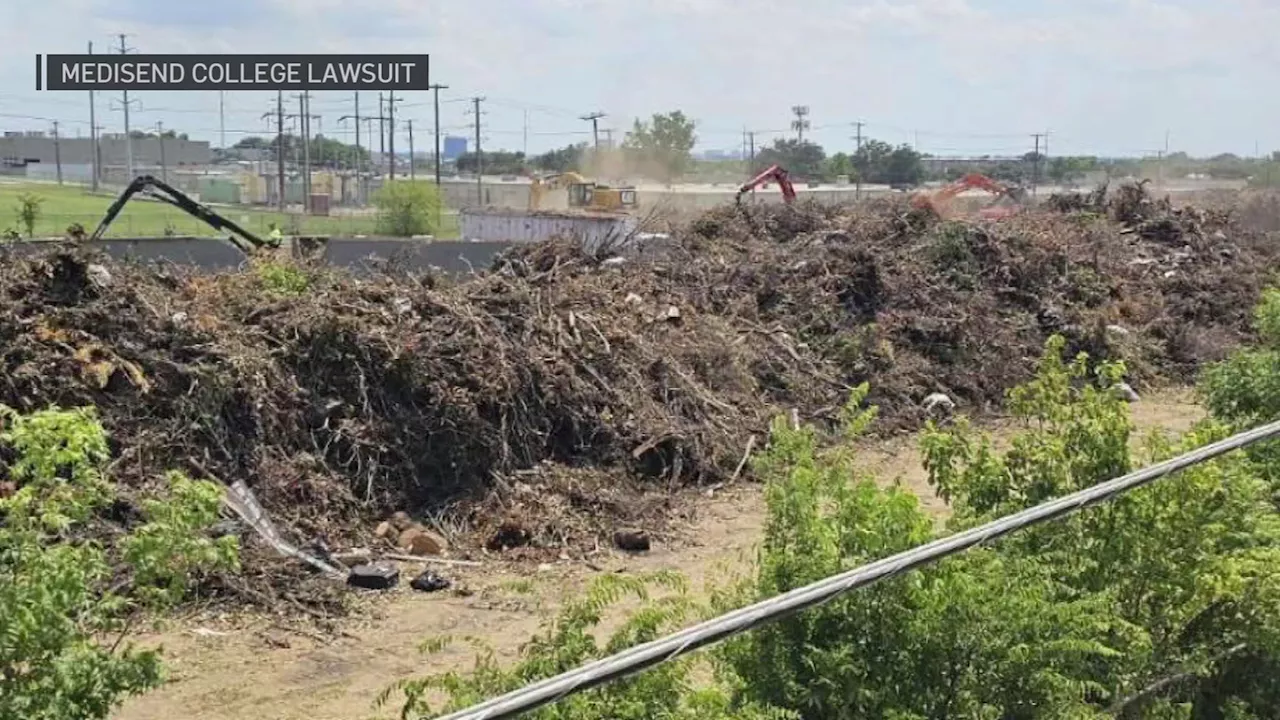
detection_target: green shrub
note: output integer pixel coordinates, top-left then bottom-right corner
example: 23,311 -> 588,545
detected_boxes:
0,405 -> 239,720
252,258 -> 312,296
382,572 -> 790,720
374,180 -> 443,237
15,192 -> 43,237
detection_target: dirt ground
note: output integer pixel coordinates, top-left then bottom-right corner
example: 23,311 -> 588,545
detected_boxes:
114,388 -> 1204,720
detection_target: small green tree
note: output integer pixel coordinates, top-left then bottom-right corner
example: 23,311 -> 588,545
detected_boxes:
622,111 -> 698,182
373,180 -> 443,236
383,572 -> 791,720
15,192 -> 43,237
0,405 -> 239,720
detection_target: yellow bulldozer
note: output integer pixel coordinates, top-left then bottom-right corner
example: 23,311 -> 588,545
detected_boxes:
529,171 -> 638,213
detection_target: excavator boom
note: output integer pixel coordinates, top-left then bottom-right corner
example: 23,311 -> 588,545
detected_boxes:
912,172 -> 1025,219
737,164 -> 797,205
91,174 -> 274,253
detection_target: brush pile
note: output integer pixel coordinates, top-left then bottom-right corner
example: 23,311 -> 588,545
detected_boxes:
0,183 -> 1275,604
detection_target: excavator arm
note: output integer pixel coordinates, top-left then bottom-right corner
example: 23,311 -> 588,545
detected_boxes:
912,172 -> 1026,218
736,164 -> 797,205
90,174 -> 275,253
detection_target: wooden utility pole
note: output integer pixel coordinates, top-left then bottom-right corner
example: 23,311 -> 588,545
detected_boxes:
155,121 -> 166,184
407,119 -> 415,180
378,92 -> 385,172
1031,133 -> 1045,196
428,83 -> 448,187
852,120 -> 864,200
51,121 -> 62,185
386,93 -> 402,179
471,97 -> 485,205
580,111 -> 605,150
261,92 -> 287,210
87,41 -> 98,191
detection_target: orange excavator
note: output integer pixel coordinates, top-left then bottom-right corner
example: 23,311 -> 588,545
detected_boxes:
734,164 -> 798,238
912,172 -> 1027,220
736,164 -> 798,206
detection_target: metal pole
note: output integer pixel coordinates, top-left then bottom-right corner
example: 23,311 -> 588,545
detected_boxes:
52,121 -> 62,185
408,119 -> 415,180
473,97 -> 484,205
155,121 -> 166,184
118,34 -> 134,181
354,92 -> 361,203
88,41 -> 98,191
430,83 -> 447,186
276,89 -> 286,212
388,94 -> 397,180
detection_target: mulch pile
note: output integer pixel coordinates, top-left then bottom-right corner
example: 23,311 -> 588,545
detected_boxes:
0,182 -> 1275,608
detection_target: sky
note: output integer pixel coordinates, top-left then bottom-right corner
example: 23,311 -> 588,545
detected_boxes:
0,0 -> 1276,159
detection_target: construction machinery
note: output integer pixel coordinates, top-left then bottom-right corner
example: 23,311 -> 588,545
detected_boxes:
736,164 -> 798,207
91,174 -> 280,253
734,164 -> 798,238
911,173 -> 1028,220
528,171 -> 638,213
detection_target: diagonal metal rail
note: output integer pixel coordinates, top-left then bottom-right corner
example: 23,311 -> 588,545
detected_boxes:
433,417 -> 1280,720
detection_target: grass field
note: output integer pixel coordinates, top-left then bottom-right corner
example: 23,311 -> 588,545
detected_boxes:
0,181 -> 459,239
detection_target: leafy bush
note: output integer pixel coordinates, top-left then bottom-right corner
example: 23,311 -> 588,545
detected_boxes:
15,192 -> 43,237
383,572 -> 791,720
716,381 -> 1120,719
374,180 -> 443,237
392,329 -> 1280,719
252,257 -> 312,296
0,405 -> 239,720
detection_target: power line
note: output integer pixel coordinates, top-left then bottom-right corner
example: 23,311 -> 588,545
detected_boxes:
431,415 -> 1280,720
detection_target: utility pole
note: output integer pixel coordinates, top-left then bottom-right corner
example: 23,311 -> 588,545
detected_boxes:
87,41 -> 98,191
791,105 -> 810,142
155,121 -> 167,184
51,121 -> 62,185
581,111 -> 605,150
112,33 -> 140,181
378,92 -> 385,173
386,93 -> 401,180
429,83 -> 448,187
219,91 -> 226,149
471,97 -> 486,205
339,91 -> 364,204
852,120 -> 864,200
1031,133 -> 1045,196
262,91 -> 287,211
407,119 -> 415,180
523,109 -> 529,156
288,93 -> 318,211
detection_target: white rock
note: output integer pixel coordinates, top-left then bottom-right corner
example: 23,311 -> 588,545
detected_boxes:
923,393 -> 955,413
1106,324 -> 1131,337
1113,382 -> 1140,403
87,263 -> 112,287
601,256 -> 627,267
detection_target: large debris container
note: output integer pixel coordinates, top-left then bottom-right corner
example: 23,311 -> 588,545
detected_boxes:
459,208 -> 638,253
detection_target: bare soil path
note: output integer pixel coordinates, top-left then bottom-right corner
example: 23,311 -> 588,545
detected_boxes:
115,389 -> 1204,720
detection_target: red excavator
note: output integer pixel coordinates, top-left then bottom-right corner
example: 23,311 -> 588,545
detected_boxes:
736,164 -> 797,206
734,164 -> 797,237
912,172 -> 1027,220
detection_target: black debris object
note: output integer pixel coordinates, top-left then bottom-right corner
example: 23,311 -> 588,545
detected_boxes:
347,562 -> 399,590
410,570 -> 451,593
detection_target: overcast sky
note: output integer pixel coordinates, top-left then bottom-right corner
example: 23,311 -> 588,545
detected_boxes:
1,0 -> 1276,158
